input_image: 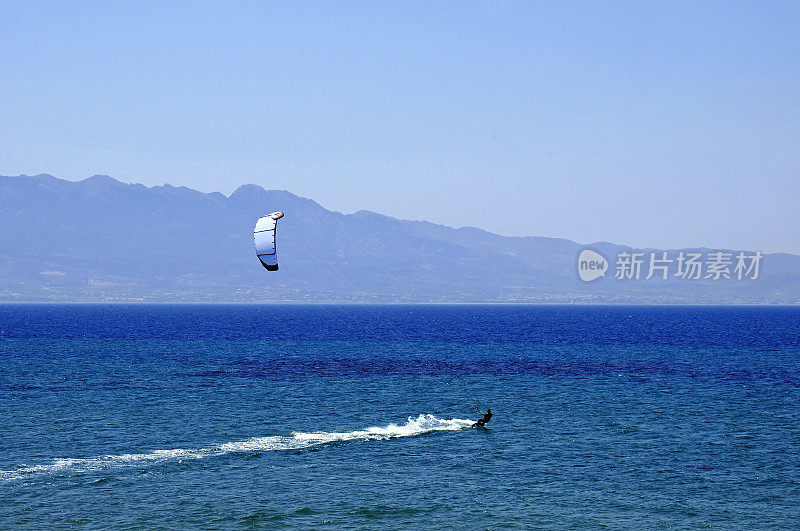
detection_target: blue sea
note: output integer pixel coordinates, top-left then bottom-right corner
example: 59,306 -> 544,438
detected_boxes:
1,304 -> 799,528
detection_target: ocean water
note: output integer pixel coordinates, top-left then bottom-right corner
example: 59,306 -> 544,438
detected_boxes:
1,304 -> 799,528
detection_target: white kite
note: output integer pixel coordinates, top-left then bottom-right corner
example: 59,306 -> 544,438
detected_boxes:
253,212 -> 284,271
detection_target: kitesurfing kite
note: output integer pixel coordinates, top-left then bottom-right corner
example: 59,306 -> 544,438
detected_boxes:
253,212 -> 284,271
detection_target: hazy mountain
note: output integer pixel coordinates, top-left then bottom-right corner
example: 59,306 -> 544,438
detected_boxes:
1,174 -> 798,303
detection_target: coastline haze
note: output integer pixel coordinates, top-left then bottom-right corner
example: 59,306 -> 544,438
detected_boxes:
1,173 -> 799,304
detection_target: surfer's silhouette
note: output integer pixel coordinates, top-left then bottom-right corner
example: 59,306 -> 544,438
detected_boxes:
473,407 -> 492,428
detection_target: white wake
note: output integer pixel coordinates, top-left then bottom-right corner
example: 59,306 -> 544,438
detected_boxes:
1,414 -> 473,482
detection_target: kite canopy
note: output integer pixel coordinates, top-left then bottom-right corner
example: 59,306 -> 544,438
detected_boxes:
254,211 -> 284,271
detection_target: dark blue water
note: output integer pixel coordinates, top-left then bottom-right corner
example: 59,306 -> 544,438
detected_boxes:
2,305 -> 799,528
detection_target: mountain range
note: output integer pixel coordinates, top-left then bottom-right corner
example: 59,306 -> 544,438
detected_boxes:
1,174 -> 798,303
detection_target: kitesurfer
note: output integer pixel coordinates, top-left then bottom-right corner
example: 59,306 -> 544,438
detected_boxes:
473,407 -> 492,428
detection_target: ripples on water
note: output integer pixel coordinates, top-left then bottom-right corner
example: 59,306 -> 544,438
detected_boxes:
1,304 -> 799,528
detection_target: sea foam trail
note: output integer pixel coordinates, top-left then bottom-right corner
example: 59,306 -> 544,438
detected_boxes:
1,414 -> 473,482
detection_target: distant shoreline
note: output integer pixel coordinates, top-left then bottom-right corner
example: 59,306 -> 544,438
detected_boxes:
1,301 -> 799,307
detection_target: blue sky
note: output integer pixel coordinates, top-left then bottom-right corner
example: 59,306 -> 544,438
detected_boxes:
2,1 -> 799,253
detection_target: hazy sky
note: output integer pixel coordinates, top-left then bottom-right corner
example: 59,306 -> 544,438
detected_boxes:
2,1 -> 799,253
